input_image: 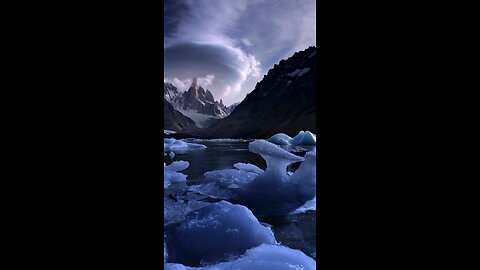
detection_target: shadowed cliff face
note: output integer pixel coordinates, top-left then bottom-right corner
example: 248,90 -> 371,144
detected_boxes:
202,46 -> 316,139
164,99 -> 197,132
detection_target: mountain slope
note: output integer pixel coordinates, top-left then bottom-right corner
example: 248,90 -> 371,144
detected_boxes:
164,80 -> 229,128
163,99 -> 197,132
205,46 -> 316,138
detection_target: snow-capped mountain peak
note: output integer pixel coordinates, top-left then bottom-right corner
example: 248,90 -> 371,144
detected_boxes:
164,79 -> 230,128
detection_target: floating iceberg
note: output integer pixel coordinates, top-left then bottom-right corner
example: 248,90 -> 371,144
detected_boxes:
166,201 -> 276,266
248,140 -> 304,178
267,133 -> 292,145
267,131 -> 316,146
164,195 -> 189,225
241,140 -> 314,215
189,140 -> 316,216
164,138 -> 207,154
290,131 -> 316,145
184,138 -> 251,143
164,160 -> 189,189
164,129 -> 177,135
289,151 -> 316,199
165,244 -> 315,270
188,167 -> 259,200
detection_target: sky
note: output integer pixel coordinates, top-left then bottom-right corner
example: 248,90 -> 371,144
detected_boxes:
164,0 -> 316,106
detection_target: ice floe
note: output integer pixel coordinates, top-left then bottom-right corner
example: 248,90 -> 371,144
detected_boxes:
164,138 -> 207,154
166,201 -> 276,266
164,129 -> 177,135
164,160 -> 190,189
188,140 -> 316,216
188,167 -> 259,200
267,131 -> 316,146
290,131 -> 316,145
267,133 -> 292,145
184,138 -> 251,143
165,244 -> 315,270
289,151 -> 316,199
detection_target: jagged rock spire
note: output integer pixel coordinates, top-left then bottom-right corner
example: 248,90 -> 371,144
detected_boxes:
191,77 -> 199,96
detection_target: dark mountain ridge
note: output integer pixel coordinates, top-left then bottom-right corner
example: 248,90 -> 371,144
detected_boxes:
163,99 -> 197,132
197,46 -> 316,138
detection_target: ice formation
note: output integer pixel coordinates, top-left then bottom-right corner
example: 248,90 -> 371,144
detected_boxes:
164,129 -> 177,135
233,162 -> 264,174
291,196 -> 316,214
267,133 -> 292,145
290,131 -> 316,145
164,138 -> 207,153
164,161 -> 190,188
187,140 -> 316,215
188,167 -> 259,200
289,151 -> 316,199
267,131 -> 316,146
167,201 -> 276,266
164,244 -> 316,270
185,138 -> 251,143
240,140 -> 314,215
164,239 -> 168,263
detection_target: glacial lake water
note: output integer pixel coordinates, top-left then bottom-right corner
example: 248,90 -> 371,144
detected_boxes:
164,139 -> 317,261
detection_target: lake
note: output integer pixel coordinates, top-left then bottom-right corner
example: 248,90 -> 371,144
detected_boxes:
164,139 -> 317,261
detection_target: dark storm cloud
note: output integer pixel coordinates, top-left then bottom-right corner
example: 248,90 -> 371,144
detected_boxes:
164,0 -> 316,105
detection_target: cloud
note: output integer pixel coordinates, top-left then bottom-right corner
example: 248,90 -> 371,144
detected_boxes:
241,37 -> 253,46
164,0 -> 316,105
164,74 -> 215,92
164,43 -> 261,104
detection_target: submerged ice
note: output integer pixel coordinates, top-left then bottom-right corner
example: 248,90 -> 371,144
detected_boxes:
165,244 -> 316,270
166,201 -> 276,266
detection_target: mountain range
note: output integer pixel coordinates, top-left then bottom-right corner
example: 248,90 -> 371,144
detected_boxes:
164,46 -> 316,138
164,79 -> 230,129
